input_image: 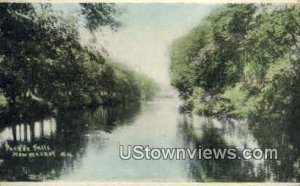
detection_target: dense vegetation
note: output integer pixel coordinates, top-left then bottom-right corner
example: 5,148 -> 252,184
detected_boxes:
171,4 -> 300,181
0,3 -> 157,119
170,4 -> 300,121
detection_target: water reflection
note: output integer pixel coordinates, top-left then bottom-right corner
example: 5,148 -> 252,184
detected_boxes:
249,116 -> 300,182
0,103 -> 141,181
180,114 -> 300,182
0,98 -> 299,181
0,119 -> 56,145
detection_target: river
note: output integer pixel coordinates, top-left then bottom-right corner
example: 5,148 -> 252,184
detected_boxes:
0,91 -> 299,182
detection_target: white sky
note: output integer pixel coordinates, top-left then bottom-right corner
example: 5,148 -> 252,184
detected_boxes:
56,4 -> 218,87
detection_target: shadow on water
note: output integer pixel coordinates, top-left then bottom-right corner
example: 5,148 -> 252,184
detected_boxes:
180,113 -> 300,182
0,102 -> 141,181
1,96 -> 300,182
248,116 -> 300,182
180,117 -> 267,182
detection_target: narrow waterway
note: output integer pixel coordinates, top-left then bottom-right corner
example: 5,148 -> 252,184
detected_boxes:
0,90 -> 299,181
58,94 -> 191,181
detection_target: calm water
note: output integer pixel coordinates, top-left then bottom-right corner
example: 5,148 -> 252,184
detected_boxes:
0,94 -> 299,181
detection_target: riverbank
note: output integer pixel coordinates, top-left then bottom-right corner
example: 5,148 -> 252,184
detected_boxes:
170,4 -> 300,121
0,4 -> 158,123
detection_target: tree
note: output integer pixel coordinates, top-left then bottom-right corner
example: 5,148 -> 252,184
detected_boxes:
170,4 -> 300,118
0,3 -> 155,120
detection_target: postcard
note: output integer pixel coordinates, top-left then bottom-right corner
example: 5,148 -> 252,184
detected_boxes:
0,1 -> 299,185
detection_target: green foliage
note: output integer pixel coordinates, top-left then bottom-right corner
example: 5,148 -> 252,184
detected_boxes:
170,4 -> 300,120
80,3 -> 120,31
107,60 -> 160,102
0,3 -> 156,118
0,93 -> 7,113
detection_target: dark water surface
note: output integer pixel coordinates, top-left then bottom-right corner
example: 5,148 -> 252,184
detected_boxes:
0,96 -> 299,181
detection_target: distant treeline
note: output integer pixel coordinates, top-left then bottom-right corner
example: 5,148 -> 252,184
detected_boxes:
0,4 -> 158,118
170,4 -> 300,121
